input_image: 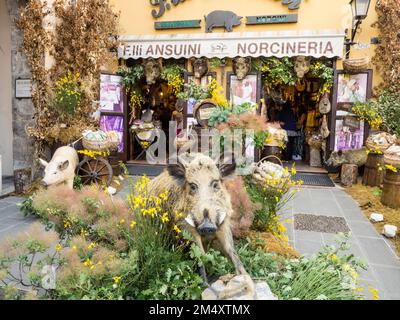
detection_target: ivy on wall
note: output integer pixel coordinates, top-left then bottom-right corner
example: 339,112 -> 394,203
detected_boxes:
373,0 -> 400,92
17,0 -> 119,151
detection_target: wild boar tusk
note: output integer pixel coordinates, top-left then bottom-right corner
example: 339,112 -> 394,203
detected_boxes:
218,211 -> 226,225
185,215 -> 196,227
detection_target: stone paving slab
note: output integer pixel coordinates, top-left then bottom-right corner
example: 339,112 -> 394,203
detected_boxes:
285,186 -> 400,300
0,197 -> 37,241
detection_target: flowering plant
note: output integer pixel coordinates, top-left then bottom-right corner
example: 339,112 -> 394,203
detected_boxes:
309,60 -> 334,96
78,149 -> 110,159
161,65 -> 185,96
207,78 -> 229,108
247,164 -> 302,238
254,57 -> 297,88
54,71 -> 81,116
351,100 -> 383,130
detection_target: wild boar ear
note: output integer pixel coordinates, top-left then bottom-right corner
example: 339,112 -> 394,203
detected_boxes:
168,159 -> 186,185
218,159 -> 236,179
58,160 -> 69,171
39,158 -> 49,167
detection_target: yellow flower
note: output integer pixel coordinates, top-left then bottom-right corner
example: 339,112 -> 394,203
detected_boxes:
161,212 -> 169,224
368,286 -> 379,300
55,244 -> 62,252
174,210 -> 184,219
173,225 -> 181,234
329,254 -> 338,262
80,228 -> 88,237
113,276 -> 121,285
72,245 -> 77,251
83,258 -> 94,270
385,164 -> 398,173
130,220 -> 137,229
63,220 -> 71,229
87,242 -> 96,250
119,219 -> 125,224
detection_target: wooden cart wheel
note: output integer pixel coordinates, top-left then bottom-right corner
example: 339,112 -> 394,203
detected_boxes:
76,157 -> 113,187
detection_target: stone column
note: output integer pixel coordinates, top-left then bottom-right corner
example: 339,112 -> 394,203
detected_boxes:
6,0 -> 35,177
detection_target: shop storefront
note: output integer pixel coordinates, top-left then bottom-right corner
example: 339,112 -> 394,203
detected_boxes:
100,0 -> 378,170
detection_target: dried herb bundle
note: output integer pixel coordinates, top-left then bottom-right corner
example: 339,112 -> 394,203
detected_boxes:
373,0 -> 400,92
17,0 -> 120,148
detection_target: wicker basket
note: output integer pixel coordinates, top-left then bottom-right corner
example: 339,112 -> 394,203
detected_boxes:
82,136 -> 111,151
343,57 -> 370,73
384,154 -> 400,168
366,139 -> 390,152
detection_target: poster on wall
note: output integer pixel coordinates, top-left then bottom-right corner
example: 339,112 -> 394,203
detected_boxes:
228,74 -> 259,107
227,72 -> 261,161
100,74 -> 123,112
337,73 -> 368,103
332,70 -> 372,152
334,119 -> 365,152
100,115 -> 124,153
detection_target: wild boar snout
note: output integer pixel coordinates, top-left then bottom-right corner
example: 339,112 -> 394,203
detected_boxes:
197,217 -> 217,235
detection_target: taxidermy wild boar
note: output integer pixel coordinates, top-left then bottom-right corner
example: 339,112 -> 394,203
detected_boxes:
325,147 -> 368,168
39,146 -> 79,189
294,56 -> 311,78
148,153 -> 254,293
205,10 -> 242,33
143,58 -> 162,85
233,57 -> 252,80
192,58 -> 209,79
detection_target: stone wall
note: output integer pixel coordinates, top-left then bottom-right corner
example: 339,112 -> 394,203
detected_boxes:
0,0 -> 13,176
6,0 -> 35,176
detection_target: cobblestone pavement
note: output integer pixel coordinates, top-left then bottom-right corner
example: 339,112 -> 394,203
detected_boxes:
280,186 -> 400,300
0,196 -> 36,241
0,182 -> 399,300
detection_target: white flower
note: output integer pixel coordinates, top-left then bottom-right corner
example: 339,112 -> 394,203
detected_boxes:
107,186 -> 117,195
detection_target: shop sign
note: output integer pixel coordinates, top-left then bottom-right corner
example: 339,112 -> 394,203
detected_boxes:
246,14 -> 298,25
15,79 -> 32,99
154,19 -> 201,30
150,0 -> 303,19
118,31 -> 345,59
343,116 -> 361,130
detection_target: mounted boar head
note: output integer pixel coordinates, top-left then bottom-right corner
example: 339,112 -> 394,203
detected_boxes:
143,58 -> 162,85
233,57 -> 251,80
294,56 -> 311,79
39,158 -> 70,187
192,58 -> 208,79
168,153 -> 236,235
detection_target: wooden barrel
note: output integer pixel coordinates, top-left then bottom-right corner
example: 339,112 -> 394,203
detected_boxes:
108,152 -> 121,177
261,146 -> 283,164
362,153 -> 384,187
341,164 -> 358,187
381,170 -> 400,209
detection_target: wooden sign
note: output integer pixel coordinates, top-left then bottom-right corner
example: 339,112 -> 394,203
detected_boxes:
15,79 -> 32,99
155,19 -> 201,30
150,0 -> 302,19
246,14 -> 298,25
343,116 -> 361,130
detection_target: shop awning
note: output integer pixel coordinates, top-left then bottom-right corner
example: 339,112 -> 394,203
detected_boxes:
118,29 -> 345,60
